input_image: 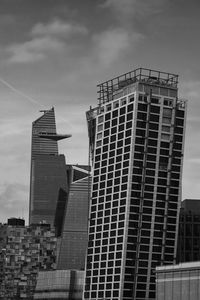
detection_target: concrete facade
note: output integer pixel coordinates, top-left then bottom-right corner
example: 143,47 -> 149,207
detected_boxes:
84,68 -> 187,300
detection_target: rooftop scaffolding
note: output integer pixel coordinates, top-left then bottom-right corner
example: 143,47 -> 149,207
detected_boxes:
97,67 -> 179,105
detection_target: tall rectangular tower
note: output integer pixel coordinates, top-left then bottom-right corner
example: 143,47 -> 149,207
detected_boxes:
84,68 -> 187,300
29,107 -> 71,234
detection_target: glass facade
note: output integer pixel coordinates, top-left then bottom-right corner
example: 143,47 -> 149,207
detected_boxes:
29,108 -> 69,235
57,165 -> 90,270
34,270 -> 84,299
84,68 -> 187,300
177,199 -> 200,263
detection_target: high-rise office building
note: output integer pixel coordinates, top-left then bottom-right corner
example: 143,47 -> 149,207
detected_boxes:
29,107 -> 71,234
84,68 -> 187,300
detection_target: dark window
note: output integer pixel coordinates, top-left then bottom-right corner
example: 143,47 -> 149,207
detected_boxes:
148,139 -> 157,146
111,126 -> 117,134
138,103 -> 147,112
137,120 -> 146,128
128,103 -> 134,112
112,110 -> 118,118
150,114 -> 159,122
126,121 -> 132,129
103,137 -> 109,144
112,119 -> 117,126
120,107 -> 126,115
149,131 -> 158,138
137,112 -> 147,121
119,124 -> 125,132
150,105 -> 160,113
119,116 -> 125,123
105,112 -> 111,120
149,122 -> 159,130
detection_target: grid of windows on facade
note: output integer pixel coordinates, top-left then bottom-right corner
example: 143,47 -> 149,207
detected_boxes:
85,96 -> 135,300
122,95 -> 185,300
85,68 -> 186,300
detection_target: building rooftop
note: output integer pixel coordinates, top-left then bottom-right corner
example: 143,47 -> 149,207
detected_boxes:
97,67 -> 178,105
156,261 -> 200,273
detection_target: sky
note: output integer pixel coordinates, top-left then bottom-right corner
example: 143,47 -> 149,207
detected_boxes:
0,0 -> 200,223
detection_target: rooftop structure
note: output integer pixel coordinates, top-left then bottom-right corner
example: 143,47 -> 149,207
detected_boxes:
97,68 -> 178,105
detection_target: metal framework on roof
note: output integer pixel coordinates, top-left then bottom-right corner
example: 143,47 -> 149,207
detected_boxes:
97,67 -> 179,105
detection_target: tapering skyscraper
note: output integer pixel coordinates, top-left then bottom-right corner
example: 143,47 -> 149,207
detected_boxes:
29,107 -> 71,234
84,68 -> 187,300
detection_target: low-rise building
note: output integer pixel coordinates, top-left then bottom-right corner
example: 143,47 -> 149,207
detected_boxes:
156,261 -> 200,300
0,222 -> 57,299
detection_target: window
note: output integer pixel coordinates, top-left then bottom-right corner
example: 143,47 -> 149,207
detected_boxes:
105,112 -> 111,120
121,98 -> 127,106
164,98 -> 173,107
98,116 -> 103,123
97,124 -> 103,131
128,103 -> 134,112
114,101 -> 119,108
106,104 -> 111,111
138,103 -> 147,112
151,98 -> 159,104
161,133 -> 170,141
119,116 -> 125,123
97,133 -> 102,140
129,95 -> 134,102
163,108 -> 172,117
150,114 -> 159,122
162,125 -> 170,133
96,140 -> 102,147
150,105 -> 160,113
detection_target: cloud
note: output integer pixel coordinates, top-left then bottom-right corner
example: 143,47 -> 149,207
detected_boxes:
31,19 -> 88,37
93,28 -> 143,66
101,0 -> 167,19
6,19 -> 88,63
0,183 -> 28,222
7,36 -> 65,63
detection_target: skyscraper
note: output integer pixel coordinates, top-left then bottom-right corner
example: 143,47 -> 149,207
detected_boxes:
57,164 -> 91,270
84,68 -> 187,300
29,107 -> 71,234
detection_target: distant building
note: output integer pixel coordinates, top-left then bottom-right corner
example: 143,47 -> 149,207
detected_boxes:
84,68 -> 187,300
156,261 -> 200,300
57,164 -> 90,270
34,270 -> 84,300
29,107 -> 71,234
7,217 -> 25,226
177,199 -> 200,263
0,222 -> 57,299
